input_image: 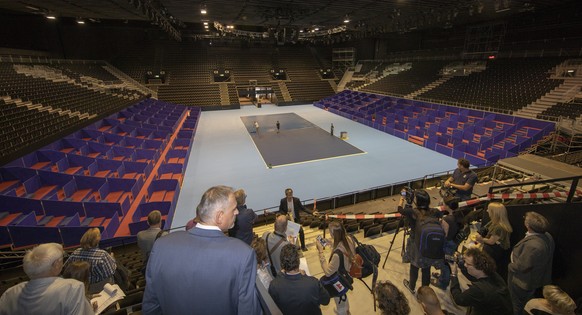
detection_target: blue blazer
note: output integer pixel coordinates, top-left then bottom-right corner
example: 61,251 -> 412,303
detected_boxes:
142,227 -> 261,315
228,205 -> 258,245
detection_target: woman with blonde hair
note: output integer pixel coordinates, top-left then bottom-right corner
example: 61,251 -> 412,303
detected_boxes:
316,221 -> 355,315
64,228 -> 117,293
525,285 -> 577,315
475,202 -> 513,279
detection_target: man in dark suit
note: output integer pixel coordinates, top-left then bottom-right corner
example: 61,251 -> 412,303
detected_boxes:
278,188 -> 317,251
228,189 -> 258,245
142,186 -> 260,315
507,211 -> 555,315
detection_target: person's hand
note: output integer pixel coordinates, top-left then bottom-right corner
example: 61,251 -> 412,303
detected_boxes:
312,211 -> 319,216
450,261 -> 458,275
475,234 -> 483,243
444,181 -> 451,188
299,269 -> 306,275
92,301 -> 98,312
315,240 -> 323,253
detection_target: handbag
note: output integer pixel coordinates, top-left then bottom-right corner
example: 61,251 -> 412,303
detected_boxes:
319,249 -> 353,297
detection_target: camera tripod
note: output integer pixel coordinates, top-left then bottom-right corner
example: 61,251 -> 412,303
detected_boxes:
382,215 -> 410,269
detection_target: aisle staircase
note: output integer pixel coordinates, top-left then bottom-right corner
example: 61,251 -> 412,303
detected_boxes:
516,76 -> 580,119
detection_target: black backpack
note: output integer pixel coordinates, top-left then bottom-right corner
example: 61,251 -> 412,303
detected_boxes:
415,217 -> 445,259
350,235 -> 380,278
349,235 -> 381,311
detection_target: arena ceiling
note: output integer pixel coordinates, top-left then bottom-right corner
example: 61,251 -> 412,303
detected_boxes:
0,0 -> 576,38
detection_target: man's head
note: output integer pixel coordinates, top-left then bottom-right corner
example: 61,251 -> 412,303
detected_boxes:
23,243 -> 65,279
375,280 -> 410,315
524,211 -> 549,233
196,185 -> 238,231
147,210 -> 162,227
80,228 -> 101,249
234,189 -> 247,207
284,188 -> 293,201
416,286 -> 442,315
457,158 -> 470,171
274,214 -> 288,234
463,247 -> 496,278
279,244 -> 300,272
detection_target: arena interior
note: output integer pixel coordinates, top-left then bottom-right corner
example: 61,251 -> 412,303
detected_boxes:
0,0 -> 581,314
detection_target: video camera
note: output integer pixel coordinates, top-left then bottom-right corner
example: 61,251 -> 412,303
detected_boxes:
401,187 -> 416,205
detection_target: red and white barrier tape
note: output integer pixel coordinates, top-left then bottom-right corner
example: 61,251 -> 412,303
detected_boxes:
324,191 -> 578,220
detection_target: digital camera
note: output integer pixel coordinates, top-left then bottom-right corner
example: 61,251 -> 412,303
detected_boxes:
445,253 -> 465,265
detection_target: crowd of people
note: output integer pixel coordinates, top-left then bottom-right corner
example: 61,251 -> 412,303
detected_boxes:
0,177 -> 578,315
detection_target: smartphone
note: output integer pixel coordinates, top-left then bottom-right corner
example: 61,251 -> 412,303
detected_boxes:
316,235 -> 329,247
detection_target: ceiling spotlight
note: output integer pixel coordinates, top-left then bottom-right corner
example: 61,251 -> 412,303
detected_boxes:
203,22 -> 208,25
204,25 -> 209,28
343,15 -> 350,23
46,14 -> 56,20
200,5 -> 207,15
314,27 -> 319,31
76,18 -> 85,24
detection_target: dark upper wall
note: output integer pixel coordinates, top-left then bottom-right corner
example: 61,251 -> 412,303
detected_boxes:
0,10 -> 158,60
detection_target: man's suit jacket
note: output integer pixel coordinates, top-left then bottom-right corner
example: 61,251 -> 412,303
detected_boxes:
137,227 -> 167,260
142,227 -> 260,315
279,197 -> 311,223
228,205 -> 258,245
508,232 -> 554,290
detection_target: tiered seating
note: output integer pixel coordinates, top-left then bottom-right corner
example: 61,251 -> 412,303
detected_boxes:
1,63 -> 137,115
316,90 -> 555,165
418,58 -> 564,111
277,47 -> 335,102
360,61 -> 449,96
539,98 -> 582,120
0,99 -> 200,249
0,99 -> 79,160
112,41 -> 158,84
51,63 -> 122,84
0,61 -> 145,162
155,42 -> 222,106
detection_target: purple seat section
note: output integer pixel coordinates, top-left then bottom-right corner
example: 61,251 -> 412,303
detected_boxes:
84,200 -> 127,217
111,146 -> 137,161
73,129 -> 105,142
8,226 -> 62,248
43,199 -> 85,218
123,161 -> 152,179
0,167 -> 37,194
0,226 -> 10,248
317,90 -> 555,165
0,195 -> 44,216
89,159 -> 123,178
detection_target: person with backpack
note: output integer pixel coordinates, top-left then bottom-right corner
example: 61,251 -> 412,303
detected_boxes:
399,189 -> 445,295
316,221 -> 355,315
431,197 -> 462,290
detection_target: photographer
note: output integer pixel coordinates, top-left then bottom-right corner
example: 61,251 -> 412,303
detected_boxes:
399,189 -> 444,295
449,248 -> 513,315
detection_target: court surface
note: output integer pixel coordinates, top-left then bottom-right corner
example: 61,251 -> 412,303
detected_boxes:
240,113 -> 365,167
